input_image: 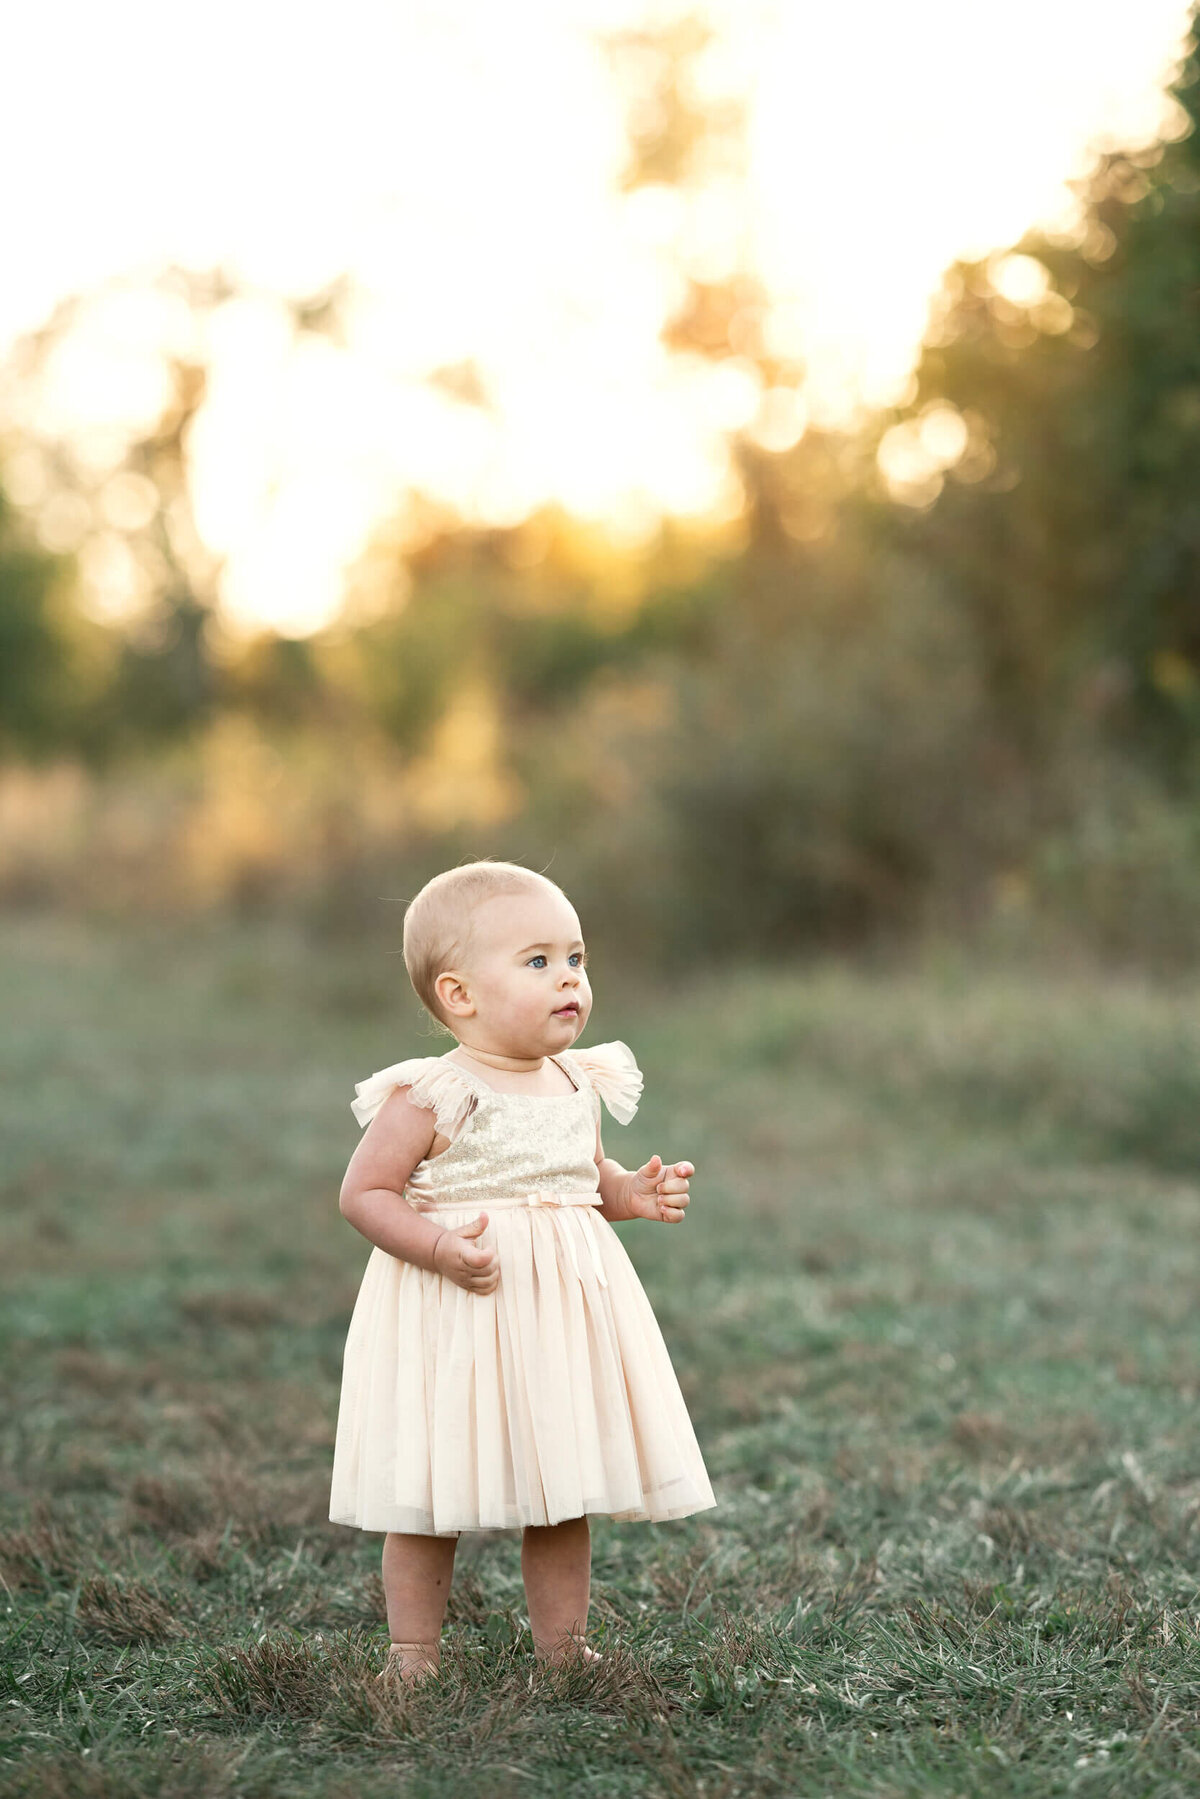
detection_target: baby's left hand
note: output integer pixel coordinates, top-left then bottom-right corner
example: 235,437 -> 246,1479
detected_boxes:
629,1154 -> 693,1224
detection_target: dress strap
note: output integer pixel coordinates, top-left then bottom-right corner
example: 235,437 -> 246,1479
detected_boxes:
351,1056 -> 479,1141
558,1040 -> 643,1124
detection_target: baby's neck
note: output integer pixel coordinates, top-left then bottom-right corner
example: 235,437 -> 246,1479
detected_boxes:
453,1043 -> 547,1075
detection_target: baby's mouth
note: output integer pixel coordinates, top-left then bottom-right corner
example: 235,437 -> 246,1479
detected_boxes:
553,1003 -> 579,1019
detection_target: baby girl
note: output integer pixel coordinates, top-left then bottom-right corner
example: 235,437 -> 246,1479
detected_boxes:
329,859 -> 716,1681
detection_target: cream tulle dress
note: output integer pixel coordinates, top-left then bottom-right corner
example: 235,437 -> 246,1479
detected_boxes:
328,1040 -> 717,1536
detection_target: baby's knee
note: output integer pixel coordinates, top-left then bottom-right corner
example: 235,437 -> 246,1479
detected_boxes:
523,1514 -> 589,1539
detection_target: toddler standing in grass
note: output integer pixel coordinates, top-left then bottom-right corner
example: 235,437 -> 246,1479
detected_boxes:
329,859 -> 716,1682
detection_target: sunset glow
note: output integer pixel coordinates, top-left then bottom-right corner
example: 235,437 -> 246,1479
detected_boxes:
1,0 -> 1193,632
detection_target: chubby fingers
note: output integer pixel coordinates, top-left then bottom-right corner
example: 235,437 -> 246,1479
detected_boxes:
657,1186 -> 690,1223
458,1230 -> 497,1266
461,1250 -> 499,1292
654,1160 -> 693,1223
438,1219 -> 499,1290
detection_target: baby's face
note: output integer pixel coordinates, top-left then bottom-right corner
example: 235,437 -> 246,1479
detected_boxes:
450,890 -> 592,1056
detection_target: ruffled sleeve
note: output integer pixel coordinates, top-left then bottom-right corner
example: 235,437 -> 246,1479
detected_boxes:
562,1040 -> 643,1125
350,1056 -> 478,1141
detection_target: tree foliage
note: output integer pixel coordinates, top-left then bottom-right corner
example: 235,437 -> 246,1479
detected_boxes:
888,18 -> 1200,778
4,16 -> 1200,956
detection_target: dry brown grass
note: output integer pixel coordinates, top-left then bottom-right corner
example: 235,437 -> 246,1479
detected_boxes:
0,1512 -> 91,1591
75,1574 -> 185,1645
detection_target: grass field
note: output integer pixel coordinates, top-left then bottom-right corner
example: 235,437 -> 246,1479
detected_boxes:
4,918 -> 1200,1797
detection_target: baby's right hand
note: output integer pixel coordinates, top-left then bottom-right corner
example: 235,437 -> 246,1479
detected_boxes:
432,1213 -> 499,1295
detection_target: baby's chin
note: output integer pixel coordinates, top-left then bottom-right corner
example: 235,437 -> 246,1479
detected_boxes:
465,1012 -> 589,1053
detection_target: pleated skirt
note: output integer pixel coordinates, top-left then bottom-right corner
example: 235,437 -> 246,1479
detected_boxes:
328,1199 -> 718,1535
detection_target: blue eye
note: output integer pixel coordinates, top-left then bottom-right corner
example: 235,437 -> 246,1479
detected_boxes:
528,955 -> 547,968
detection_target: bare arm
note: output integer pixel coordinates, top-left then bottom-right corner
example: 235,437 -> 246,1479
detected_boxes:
339,1085 -> 448,1269
340,1086 -> 498,1293
594,1113 -> 639,1222
594,1114 -> 694,1225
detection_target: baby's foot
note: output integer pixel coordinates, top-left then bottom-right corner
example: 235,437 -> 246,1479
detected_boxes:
538,1631 -> 603,1668
378,1640 -> 440,1686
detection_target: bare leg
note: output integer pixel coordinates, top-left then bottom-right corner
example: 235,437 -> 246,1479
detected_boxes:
380,1530 -> 459,1682
521,1515 -> 599,1663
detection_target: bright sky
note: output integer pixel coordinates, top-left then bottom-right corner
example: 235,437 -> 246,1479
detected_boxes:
0,0 -> 1193,632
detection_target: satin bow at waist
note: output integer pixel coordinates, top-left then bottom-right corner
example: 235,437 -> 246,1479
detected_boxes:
411,1189 -> 603,1212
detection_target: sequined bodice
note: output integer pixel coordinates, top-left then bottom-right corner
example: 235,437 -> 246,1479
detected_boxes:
404,1056 -> 602,1212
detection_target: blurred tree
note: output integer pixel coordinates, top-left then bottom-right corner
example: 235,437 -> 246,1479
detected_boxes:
331,512 -> 722,751
604,15 -> 743,192
0,483 -> 97,757
605,9 -> 858,607
0,270 -> 367,760
225,632 -> 326,727
4,8 -> 1199,962
891,11 -> 1200,780
100,356 -> 219,748
0,277 -> 229,756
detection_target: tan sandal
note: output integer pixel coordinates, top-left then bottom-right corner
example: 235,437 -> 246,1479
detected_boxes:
377,1640 -> 440,1685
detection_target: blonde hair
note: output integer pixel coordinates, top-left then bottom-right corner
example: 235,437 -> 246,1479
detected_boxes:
402,859 -> 567,1033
